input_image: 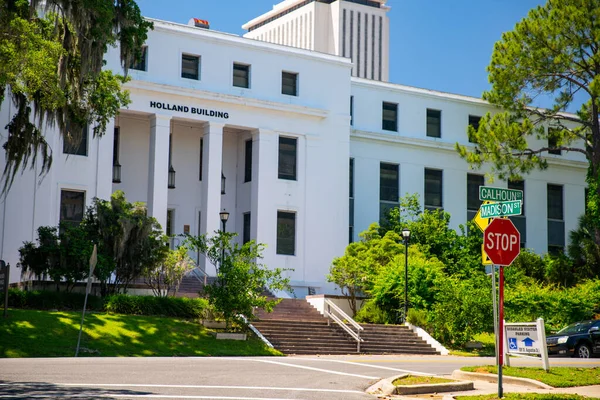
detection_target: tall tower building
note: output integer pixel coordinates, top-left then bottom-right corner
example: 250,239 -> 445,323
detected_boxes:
243,0 -> 390,81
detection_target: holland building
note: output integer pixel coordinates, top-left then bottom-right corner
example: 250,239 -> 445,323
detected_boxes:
0,0 -> 587,296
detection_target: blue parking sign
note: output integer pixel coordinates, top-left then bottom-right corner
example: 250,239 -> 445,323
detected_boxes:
509,337 -> 518,350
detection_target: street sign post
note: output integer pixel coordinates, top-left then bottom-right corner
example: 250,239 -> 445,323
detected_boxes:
505,319 -> 550,371
483,218 -> 521,398
480,200 -> 522,218
479,186 -> 523,202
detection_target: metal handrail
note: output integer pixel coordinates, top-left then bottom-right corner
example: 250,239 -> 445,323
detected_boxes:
323,299 -> 364,352
188,267 -> 209,286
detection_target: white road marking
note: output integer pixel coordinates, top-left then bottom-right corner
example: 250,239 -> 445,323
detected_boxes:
241,359 -> 379,379
0,396 -> 306,400
293,358 -> 434,376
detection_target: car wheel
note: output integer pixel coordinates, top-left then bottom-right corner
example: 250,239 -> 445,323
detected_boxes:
576,344 -> 591,358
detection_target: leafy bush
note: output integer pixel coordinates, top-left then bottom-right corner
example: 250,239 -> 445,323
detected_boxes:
407,308 -> 429,329
104,295 -> 209,318
354,299 -> 395,324
3,288 -> 105,311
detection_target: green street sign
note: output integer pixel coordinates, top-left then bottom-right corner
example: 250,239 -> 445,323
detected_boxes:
479,186 -> 523,202
480,200 -> 522,218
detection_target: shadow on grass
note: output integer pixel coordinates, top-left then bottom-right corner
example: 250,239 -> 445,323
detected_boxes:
0,380 -> 150,399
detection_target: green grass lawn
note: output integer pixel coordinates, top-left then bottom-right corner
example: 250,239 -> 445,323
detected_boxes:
460,366 -> 600,388
0,309 -> 281,357
456,394 -> 600,400
393,375 -> 454,385
450,332 -> 497,357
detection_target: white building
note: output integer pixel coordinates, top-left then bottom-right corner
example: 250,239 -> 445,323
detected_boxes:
0,0 -> 587,296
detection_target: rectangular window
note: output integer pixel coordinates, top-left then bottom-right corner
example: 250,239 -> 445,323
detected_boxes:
181,54 -> 200,80
426,109 -> 441,138
243,212 -> 251,244
244,139 -> 252,183
467,174 -> 484,221
349,158 -> 355,243
468,115 -> 481,143
548,128 -> 562,155
382,102 -> 398,132
424,169 -> 443,210
112,127 -> 121,183
278,136 -> 297,181
63,125 -> 88,156
233,63 -> 250,88
130,46 -> 147,71
282,71 -> 298,96
199,138 -> 203,181
350,96 -> 354,126
380,163 -> 399,223
509,179 -> 526,246
276,211 -> 296,255
60,190 -> 85,225
547,184 -> 565,253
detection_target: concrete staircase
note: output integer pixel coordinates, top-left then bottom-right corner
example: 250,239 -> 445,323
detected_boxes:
252,298 -> 439,355
175,271 -> 216,298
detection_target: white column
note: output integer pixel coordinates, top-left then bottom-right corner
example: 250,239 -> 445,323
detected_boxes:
96,118 -> 115,201
251,129 -> 277,245
200,122 -> 224,276
147,114 -> 171,232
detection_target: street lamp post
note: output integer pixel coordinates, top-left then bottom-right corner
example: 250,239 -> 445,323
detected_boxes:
401,228 -> 411,323
219,210 -> 229,268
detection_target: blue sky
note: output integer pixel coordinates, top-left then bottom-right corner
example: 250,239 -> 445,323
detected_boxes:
135,0 -> 544,99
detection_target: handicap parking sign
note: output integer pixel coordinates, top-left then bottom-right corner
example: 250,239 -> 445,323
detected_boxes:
509,337 -> 518,350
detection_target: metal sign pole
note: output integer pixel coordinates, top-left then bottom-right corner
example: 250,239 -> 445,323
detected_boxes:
491,266 -> 498,366
538,318 -> 550,371
498,264 -> 505,398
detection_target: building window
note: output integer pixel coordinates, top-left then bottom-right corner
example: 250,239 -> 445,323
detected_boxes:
199,138 -> 203,181
547,184 -> 565,254
278,136 -> 297,181
349,158 -> 354,243
380,163 -> 399,223
509,179 -> 526,247
244,139 -> 252,183
243,212 -> 251,244
233,63 -> 250,88
548,127 -> 562,155
60,190 -> 85,225
468,115 -> 481,143
427,109 -> 441,138
282,71 -> 298,96
181,54 -> 200,80
63,125 -> 88,156
382,102 -> 398,132
112,127 -> 121,184
424,169 -> 443,211
277,211 -> 296,255
350,96 -> 354,126
467,174 -> 484,222
130,46 -> 147,71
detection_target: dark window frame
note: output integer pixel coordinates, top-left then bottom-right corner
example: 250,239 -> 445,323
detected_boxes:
426,109 -> 442,138
382,102 -> 398,132
60,190 -> 86,225
243,212 -> 251,244
276,211 -> 296,256
282,71 -> 298,96
548,127 -> 562,155
233,63 -> 250,88
244,139 -> 252,183
130,46 -> 148,71
278,136 -> 297,181
468,115 -> 481,143
63,125 -> 88,156
424,168 -> 443,210
181,53 -> 200,80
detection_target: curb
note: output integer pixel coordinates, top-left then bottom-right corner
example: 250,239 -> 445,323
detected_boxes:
366,374 -> 474,397
451,370 -> 553,390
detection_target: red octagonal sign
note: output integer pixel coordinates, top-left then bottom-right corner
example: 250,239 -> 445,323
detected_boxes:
484,218 -> 521,266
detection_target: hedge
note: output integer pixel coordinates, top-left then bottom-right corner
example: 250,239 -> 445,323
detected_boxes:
2,289 -> 209,319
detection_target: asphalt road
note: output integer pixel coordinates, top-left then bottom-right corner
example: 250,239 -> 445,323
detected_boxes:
0,355 -> 598,399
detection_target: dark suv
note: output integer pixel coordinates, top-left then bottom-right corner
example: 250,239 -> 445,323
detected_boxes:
546,320 -> 600,358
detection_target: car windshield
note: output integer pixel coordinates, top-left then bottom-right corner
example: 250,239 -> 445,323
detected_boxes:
557,321 -> 594,335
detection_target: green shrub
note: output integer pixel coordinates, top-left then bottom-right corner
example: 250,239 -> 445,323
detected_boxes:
3,288 -> 105,311
104,294 -> 209,318
355,299 -> 396,324
407,308 -> 428,329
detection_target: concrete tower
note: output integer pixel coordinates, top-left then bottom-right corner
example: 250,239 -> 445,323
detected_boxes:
243,0 -> 390,81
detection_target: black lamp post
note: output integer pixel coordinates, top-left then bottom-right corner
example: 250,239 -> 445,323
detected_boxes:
219,210 -> 229,272
168,165 -> 176,189
401,228 -> 411,323
221,172 -> 226,195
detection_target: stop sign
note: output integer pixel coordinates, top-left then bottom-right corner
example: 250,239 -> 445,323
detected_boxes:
484,218 -> 521,266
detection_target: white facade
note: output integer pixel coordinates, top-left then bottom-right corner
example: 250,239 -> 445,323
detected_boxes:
0,1 -> 588,296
